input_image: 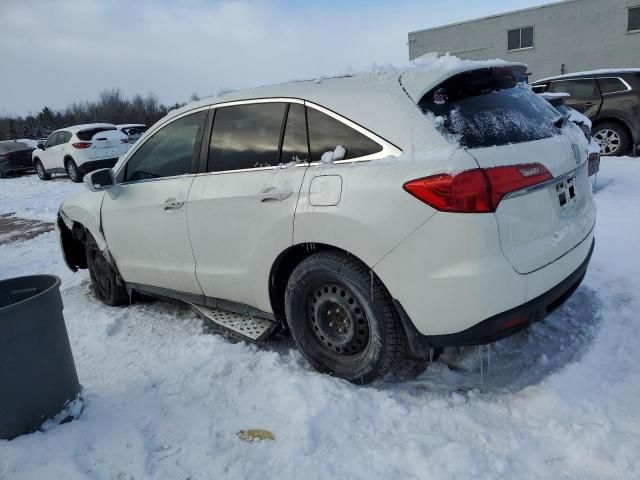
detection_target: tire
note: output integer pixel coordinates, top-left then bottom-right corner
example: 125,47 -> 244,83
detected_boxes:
285,251 -> 406,384
594,122 -> 630,157
34,160 -> 51,181
85,233 -> 128,306
65,158 -> 83,183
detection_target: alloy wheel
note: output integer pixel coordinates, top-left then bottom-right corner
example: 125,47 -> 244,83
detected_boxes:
594,128 -> 621,156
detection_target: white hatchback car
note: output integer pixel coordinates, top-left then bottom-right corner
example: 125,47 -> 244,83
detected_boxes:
57,61 -> 596,383
32,123 -> 130,183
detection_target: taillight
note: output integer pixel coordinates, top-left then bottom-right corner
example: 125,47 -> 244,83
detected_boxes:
403,163 -> 553,213
72,142 -> 92,149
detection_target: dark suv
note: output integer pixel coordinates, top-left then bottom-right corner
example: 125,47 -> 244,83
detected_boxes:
532,69 -> 640,156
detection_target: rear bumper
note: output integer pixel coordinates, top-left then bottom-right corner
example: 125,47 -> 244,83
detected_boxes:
77,158 -> 119,175
397,238 -> 594,352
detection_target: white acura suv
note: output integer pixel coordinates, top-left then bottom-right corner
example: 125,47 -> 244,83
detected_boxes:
33,123 -> 129,182
57,60 -> 596,383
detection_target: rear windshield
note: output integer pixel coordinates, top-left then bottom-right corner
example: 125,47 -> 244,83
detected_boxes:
77,127 -> 116,141
123,127 -> 147,136
419,69 -> 562,149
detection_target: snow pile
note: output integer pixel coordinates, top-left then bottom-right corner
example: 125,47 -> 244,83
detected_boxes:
1,160 -> 640,479
0,175 -> 83,222
320,145 -> 346,163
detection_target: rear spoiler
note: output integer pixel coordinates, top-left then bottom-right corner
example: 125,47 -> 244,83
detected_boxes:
400,62 -> 528,103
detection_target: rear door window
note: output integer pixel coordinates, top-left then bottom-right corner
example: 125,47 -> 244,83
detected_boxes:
549,79 -> 599,98
280,103 -> 309,164
124,111 -> 206,182
307,107 -> 382,161
419,70 -> 561,149
208,103 -> 286,172
597,77 -> 629,94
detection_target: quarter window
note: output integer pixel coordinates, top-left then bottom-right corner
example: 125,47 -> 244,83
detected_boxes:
124,110 -> 206,182
507,26 -> 534,51
597,77 -> 629,94
307,107 -> 382,161
549,79 -> 599,98
280,103 -> 309,164
208,103 -> 286,172
629,7 -> 640,32
58,131 -> 72,144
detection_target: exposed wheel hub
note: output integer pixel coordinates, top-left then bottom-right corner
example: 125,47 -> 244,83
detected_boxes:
306,283 -> 369,355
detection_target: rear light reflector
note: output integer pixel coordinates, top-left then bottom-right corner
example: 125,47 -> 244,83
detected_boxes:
72,142 -> 92,149
403,163 -> 553,213
499,315 -> 530,332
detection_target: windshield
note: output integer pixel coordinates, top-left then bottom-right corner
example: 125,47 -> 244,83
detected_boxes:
419,70 -> 562,149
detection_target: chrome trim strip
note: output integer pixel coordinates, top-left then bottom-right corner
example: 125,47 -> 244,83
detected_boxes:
599,76 -> 632,94
503,161 -> 587,200
118,172 -> 200,187
117,96 -> 402,181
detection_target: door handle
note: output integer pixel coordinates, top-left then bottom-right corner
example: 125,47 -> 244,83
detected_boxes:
163,198 -> 185,210
259,189 -> 293,202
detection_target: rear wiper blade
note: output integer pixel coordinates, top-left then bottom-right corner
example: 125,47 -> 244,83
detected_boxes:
553,115 -> 569,128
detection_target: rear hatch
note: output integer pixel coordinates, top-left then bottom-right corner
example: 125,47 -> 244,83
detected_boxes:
416,66 -> 596,274
78,127 -> 129,160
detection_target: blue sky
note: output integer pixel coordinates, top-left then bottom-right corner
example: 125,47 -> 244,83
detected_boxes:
1,0 -> 551,115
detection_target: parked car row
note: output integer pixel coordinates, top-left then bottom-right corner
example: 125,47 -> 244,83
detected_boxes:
0,123 -> 147,182
532,68 -> 640,156
31,123 -> 147,183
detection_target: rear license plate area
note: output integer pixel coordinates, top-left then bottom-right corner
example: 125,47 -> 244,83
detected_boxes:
556,176 -> 577,209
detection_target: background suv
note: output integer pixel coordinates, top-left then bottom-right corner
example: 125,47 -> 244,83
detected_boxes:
32,123 -> 130,182
532,69 -> 640,156
57,61 -> 596,383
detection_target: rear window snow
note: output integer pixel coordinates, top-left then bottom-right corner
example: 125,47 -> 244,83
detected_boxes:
419,70 -> 562,149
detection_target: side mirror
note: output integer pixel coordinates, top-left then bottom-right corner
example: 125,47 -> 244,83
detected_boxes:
84,168 -> 115,192
37,143 -> 45,150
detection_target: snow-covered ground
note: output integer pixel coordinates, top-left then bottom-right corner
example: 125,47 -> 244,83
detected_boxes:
1,160 -> 640,479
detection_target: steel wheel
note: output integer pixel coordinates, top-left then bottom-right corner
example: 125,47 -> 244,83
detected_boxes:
306,282 -> 370,355
594,128 -> 621,156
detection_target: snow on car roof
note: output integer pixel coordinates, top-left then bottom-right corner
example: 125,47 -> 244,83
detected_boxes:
117,124 -> 146,129
163,54 -> 524,151
534,68 -> 640,84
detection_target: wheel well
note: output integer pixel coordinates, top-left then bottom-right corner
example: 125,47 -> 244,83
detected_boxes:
33,156 -> 40,165
268,243 -> 365,324
57,217 -> 87,271
63,155 -> 74,166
